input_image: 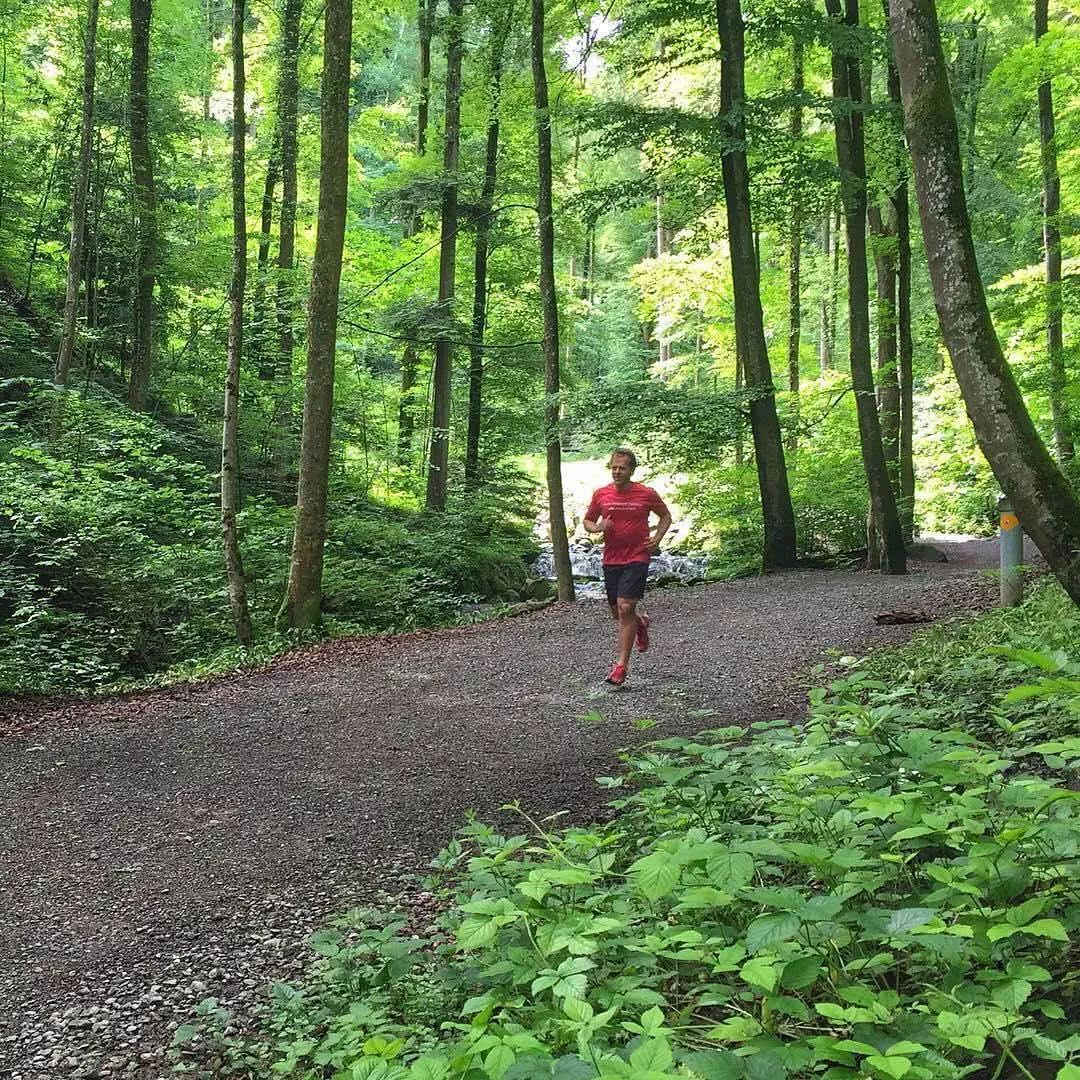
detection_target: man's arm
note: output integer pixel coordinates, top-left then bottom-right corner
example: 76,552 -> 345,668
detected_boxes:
583,495 -> 608,535
648,494 -> 672,552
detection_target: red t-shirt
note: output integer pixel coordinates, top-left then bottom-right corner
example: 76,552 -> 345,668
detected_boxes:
586,482 -> 670,565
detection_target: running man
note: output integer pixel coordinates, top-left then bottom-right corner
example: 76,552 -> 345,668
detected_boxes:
583,448 -> 672,686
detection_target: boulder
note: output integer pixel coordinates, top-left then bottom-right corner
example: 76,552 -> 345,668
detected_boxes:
519,577 -> 558,601
906,543 -> 948,563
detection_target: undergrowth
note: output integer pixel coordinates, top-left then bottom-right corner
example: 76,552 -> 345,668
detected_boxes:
171,586 -> 1080,1080
0,379 -> 537,695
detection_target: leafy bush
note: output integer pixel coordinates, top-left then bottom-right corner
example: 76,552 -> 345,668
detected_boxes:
0,381 -> 536,694
173,594 -> 1080,1080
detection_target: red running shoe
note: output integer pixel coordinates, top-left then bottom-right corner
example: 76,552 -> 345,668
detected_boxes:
635,613 -> 651,653
606,663 -> 628,686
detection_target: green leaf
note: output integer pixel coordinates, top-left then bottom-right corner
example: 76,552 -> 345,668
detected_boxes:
629,1038 -> 673,1072
1056,1067 -> 1080,1080
991,979 -> 1032,1010
1020,919 -> 1069,941
885,908 -> 937,934
865,1056 -> 911,1078
681,1050 -> 744,1080
409,1059 -> 450,1080
485,1044 -> 516,1079
629,850 -> 682,901
740,957 -> 778,992
780,955 -> 822,990
745,912 -> 801,953
707,850 -> 755,892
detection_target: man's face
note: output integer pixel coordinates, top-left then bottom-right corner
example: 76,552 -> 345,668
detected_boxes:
609,455 -> 634,486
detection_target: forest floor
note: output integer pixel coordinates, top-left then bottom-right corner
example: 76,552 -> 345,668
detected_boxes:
0,539 -> 1014,1080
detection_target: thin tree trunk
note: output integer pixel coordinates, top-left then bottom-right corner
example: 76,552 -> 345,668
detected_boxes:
829,200 -> 841,363
275,0 -> 302,379
888,49 -> 916,539
868,203 -> 900,478
277,0 -> 352,629
787,38 -> 804,450
657,190 -> 671,365
716,0 -> 798,569
254,151 -> 279,379
532,0 -> 574,602
223,0 -> 253,646
55,0 -> 100,388
23,135 -> 66,302
127,0 -> 156,411
819,210 -> 833,370
465,12 -> 511,485
896,177 -> 915,539
397,340 -> 419,460
889,0 -> 1080,603
1036,0 -> 1073,461
826,0 -> 906,573
425,0 -> 464,511
417,0 -> 433,155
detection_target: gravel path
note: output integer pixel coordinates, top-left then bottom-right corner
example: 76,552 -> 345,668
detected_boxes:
0,541 -> 1006,1079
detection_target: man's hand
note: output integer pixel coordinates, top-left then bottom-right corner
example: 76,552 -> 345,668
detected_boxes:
584,517 -> 611,535
647,533 -> 662,555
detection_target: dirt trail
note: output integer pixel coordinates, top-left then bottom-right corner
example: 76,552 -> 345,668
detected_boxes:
0,542 -> 1004,1079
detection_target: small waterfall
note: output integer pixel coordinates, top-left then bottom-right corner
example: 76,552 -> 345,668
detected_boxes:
531,544 -> 709,599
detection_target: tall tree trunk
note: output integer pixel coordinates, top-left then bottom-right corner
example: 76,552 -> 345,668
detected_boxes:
868,203 -> 900,478
395,0 -> 435,462
532,0 -> 574,602
127,0 -> 156,411
254,151 -> 279,378
425,0 -> 464,511
786,38 -> 804,450
223,0 -> 253,646
55,0 -> 100,388
277,0 -> 352,629
465,13 -> 511,485
275,0 -> 302,376
417,0 -> 434,155
1035,0 -> 1073,461
896,177 -> 915,538
656,190 -> 672,365
716,0 -> 798,569
889,0 -> 1080,603
818,209 -> 833,370
887,49 -> 917,539
826,0 -> 906,573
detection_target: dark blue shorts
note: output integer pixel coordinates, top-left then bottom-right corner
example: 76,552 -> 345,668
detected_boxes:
603,562 -> 649,605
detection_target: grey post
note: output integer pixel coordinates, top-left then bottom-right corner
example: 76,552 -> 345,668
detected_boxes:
997,494 -> 1024,606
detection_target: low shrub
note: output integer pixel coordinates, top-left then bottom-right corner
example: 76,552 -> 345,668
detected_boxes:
171,592 -> 1080,1080
0,381 -> 536,694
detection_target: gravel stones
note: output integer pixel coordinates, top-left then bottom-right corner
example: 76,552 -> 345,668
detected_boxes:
0,542 -> 1003,1078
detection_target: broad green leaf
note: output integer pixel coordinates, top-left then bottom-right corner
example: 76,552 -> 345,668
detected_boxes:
629,850 -> 682,901
885,908 -> 937,934
991,979 -> 1032,1010
780,955 -> 822,990
740,957 -> 778,992
681,1049 -> 744,1080
745,912 -> 801,953
629,1038 -> 673,1072
865,1055 -> 911,1078
708,850 -> 755,892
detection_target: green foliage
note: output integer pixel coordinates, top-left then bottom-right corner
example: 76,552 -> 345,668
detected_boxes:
175,591 -> 1080,1080
0,381 -> 535,694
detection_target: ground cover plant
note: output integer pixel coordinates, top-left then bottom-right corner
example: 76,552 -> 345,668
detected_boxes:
171,585 -> 1080,1080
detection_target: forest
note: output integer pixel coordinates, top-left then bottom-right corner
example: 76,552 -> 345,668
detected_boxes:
0,0 -> 1077,693
4,0 -> 1080,1074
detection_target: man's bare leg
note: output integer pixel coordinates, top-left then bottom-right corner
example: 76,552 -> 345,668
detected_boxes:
616,597 -> 638,668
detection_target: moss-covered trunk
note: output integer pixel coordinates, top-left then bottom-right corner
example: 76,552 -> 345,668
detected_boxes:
277,0 -> 352,629
889,0 -> 1080,604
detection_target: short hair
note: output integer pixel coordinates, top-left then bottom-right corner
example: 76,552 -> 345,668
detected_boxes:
609,448 -> 637,470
